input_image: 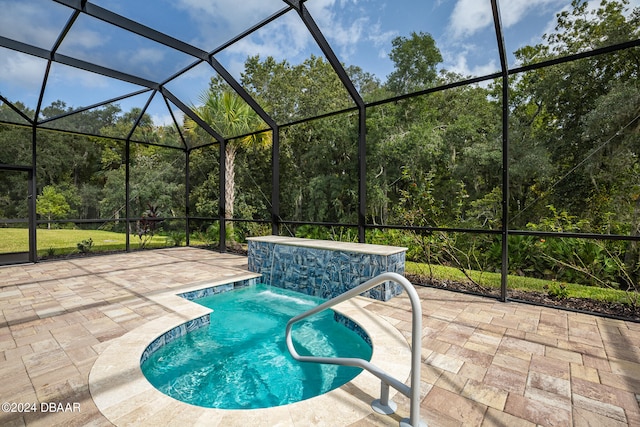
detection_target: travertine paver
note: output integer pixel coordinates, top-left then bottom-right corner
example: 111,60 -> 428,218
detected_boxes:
1,247 -> 640,426
369,283 -> 640,426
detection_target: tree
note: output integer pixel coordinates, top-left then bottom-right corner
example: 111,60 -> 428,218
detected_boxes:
185,80 -> 271,235
36,185 -> 70,229
241,56 -> 362,224
99,144 -> 185,225
386,31 -> 442,95
511,0 -> 640,227
242,55 -> 355,123
365,69 -> 499,228
345,65 -> 384,102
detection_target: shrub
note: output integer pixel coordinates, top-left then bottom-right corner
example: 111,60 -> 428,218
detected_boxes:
544,282 -> 569,299
77,238 -> 93,253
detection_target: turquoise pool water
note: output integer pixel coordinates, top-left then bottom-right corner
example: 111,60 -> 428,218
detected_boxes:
141,284 -> 372,409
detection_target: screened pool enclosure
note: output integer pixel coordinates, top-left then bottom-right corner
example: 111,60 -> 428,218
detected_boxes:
1,0 -> 639,314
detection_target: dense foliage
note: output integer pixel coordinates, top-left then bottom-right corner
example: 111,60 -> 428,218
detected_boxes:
1,0 -> 638,292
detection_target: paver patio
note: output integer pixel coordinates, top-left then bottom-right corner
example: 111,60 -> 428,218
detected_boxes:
1,247 -> 639,426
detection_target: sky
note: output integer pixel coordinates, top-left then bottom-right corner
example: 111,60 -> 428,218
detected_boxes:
0,0 -> 638,128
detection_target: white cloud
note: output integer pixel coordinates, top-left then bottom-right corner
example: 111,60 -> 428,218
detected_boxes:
39,64 -> 143,111
47,64 -> 111,90
368,22 -> 398,49
448,0 -> 566,40
448,0 -> 493,39
499,0 -> 559,27
59,29 -> 106,50
328,17 -> 368,59
443,49 -> 499,79
151,111 -> 182,127
222,11 -> 311,62
180,0 -> 397,75
0,51 -> 47,92
126,48 -> 167,66
0,2 -> 64,48
307,0 -> 365,59
306,0 -> 397,62
177,0 -> 277,28
176,0 -> 286,47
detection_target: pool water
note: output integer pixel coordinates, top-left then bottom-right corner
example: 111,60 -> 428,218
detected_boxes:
141,284 -> 372,409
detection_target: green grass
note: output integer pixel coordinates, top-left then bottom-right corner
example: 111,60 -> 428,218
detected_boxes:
0,228 -> 192,257
406,261 -> 635,305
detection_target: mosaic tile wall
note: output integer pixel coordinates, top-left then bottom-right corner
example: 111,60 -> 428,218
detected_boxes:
248,240 -> 406,301
178,277 -> 260,301
140,314 -> 210,365
334,312 -> 372,347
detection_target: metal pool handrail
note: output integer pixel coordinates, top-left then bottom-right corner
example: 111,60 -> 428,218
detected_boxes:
285,272 -> 425,427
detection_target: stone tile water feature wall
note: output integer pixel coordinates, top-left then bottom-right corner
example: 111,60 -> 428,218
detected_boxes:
247,236 -> 407,301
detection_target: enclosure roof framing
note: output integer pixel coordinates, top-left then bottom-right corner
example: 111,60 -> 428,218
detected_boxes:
0,0 -> 637,146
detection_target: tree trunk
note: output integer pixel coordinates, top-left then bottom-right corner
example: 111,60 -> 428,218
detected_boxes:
225,144 -> 236,240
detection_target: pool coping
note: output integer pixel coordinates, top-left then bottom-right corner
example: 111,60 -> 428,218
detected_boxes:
247,235 -> 407,255
89,275 -> 412,426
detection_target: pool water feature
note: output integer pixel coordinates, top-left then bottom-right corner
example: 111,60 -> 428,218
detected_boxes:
141,284 -> 373,409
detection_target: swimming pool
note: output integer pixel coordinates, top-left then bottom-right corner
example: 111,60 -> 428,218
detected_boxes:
141,284 -> 373,409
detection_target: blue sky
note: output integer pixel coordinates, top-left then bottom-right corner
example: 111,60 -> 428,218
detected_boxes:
0,0 -> 638,128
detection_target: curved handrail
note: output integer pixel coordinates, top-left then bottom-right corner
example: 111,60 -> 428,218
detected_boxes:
285,272 -> 423,427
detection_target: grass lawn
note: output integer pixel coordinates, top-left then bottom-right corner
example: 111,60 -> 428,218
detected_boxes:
0,228 -> 177,256
406,261 -> 635,305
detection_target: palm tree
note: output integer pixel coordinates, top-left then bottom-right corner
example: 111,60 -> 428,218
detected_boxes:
185,88 -> 271,238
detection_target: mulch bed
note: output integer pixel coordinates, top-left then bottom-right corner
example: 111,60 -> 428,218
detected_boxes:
405,273 -> 640,322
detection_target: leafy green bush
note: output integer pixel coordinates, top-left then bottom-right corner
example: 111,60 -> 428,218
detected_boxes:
77,238 -> 93,253
544,282 -> 569,299
294,225 -> 358,242
166,231 -> 185,247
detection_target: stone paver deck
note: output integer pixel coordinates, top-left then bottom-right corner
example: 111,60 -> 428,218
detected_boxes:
1,247 -> 639,426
